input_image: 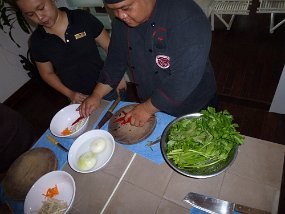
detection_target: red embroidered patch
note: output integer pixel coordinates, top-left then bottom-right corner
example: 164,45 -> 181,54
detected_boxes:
156,55 -> 170,69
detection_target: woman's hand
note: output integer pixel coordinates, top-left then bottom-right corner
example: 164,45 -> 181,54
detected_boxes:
69,92 -> 88,104
79,93 -> 101,117
116,79 -> 127,92
124,100 -> 158,127
79,83 -> 113,117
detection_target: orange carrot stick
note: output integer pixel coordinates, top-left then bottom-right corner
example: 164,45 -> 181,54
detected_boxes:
61,127 -> 72,136
42,185 -> 59,198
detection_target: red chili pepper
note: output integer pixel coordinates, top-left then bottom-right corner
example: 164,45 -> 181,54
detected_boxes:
114,117 -> 125,123
120,117 -> 132,125
114,111 -> 153,126
114,116 -> 132,125
114,110 -> 129,124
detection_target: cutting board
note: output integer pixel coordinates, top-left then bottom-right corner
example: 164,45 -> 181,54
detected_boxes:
2,148 -> 57,200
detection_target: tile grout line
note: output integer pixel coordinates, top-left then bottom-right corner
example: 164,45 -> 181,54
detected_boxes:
100,153 -> 137,214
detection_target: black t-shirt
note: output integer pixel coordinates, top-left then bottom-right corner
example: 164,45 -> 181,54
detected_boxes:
30,8 -> 104,95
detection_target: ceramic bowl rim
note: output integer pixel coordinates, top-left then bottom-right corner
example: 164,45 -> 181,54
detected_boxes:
50,104 -> 89,138
68,129 -> 115,173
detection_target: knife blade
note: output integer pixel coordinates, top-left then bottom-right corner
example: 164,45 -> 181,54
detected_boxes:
184,192 -> 270,214
96,94 -> 121,129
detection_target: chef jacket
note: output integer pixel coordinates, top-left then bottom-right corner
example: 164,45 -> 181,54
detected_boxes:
99,0 -> 217,116
30,8 -> 104,95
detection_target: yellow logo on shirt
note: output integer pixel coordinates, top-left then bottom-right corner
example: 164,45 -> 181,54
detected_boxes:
74,31 -> 86,39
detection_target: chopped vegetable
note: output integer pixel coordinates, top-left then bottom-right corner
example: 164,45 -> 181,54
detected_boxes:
114,110 -> 131,125
38,198 -> 67,214
61,128 -> 72,136
61,118 -> 86,136
77,151 -> 97,171
90,138 -> 107,153
114,110 -> 151,126
166,107 -> 244,174
42,185 -> 59,199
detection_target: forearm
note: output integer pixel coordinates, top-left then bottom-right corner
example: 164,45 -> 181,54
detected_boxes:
40,72 -> 73,98
96,29 -> 110,54
90,82 -> 113,100
142,99 -> 159,115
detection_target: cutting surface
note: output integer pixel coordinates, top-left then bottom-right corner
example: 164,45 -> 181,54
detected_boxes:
108,104 -> 156,145
2,148 -> 57,200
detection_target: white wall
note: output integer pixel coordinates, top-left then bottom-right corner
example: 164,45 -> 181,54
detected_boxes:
0,21 -> 30,102
0,0 -> 69,102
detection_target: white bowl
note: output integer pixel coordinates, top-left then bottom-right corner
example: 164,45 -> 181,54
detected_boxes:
50,104 -> 89,138
68,130 -> 115,173
24,171 -> 76,214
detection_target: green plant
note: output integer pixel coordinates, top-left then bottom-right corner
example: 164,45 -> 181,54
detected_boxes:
0,0 -> 32,47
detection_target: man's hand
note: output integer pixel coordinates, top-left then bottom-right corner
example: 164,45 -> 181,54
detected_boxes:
79,93 -> 101,117
124,100 -> 158,127
69,91 -> 88,104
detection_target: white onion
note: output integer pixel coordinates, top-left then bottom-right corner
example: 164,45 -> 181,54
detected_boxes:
77,151 -> 97,171
90,138 -> 107,153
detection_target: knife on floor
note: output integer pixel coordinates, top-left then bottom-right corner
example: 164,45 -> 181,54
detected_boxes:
95,94 -> 121,129
184,192 -> 270,214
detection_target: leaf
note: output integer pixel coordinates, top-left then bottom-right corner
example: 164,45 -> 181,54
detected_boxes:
166,107 -> 245,172
8,26 -> 20,47
0,0 -> 31,46
0,0 -> 4,9
1,7 -> 12,26
16,10 -> 31,33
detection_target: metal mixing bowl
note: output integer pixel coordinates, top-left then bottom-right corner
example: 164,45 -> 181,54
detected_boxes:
160,113 -> 238,179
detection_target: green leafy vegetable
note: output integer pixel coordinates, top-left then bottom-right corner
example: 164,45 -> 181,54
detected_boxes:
166,107 -> 244,174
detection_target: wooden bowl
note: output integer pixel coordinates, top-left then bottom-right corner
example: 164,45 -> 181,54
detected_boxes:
2,148 -> 57,200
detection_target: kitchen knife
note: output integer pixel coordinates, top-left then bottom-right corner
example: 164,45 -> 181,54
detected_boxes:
95,94 -> 121,129
47,135 -> 69,152
184,192 -> 270,214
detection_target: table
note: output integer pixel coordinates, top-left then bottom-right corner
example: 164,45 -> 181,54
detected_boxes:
60,101 -> 285,213
2,100 -> 283,213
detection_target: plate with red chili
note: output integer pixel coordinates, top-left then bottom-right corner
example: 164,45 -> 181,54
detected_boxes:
108,104 -> 156,145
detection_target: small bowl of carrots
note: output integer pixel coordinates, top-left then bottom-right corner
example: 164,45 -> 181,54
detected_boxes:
24,171 -> 76,214
50,104 -> 89,138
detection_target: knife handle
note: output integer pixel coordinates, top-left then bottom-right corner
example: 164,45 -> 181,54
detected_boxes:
47,136 -> 69,152
108,95 -> 121,112
235,204 -> 270,214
